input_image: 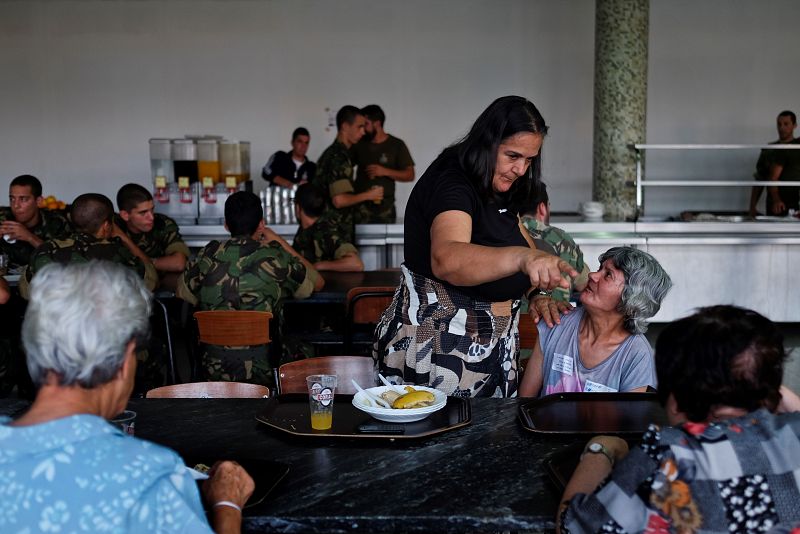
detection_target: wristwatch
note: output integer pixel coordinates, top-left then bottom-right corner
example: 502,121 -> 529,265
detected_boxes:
581,441 -> 615,466
527,288 -> 551,300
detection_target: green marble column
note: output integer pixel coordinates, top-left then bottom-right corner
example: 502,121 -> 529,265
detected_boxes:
593,0 -> 649,220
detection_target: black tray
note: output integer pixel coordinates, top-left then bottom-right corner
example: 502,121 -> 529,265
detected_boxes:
518,392 -> 667,435
255,393 -> 471,439
186,458 -> 289,511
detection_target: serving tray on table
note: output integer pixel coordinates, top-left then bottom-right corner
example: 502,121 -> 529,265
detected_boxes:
255,393 -> 471,439
518,392 -> 668,435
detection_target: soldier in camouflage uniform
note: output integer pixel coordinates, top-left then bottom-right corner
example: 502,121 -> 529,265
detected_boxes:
115,183 -> 190,284
0,175 -> 71,268
19,194 -> 162,392
177,191 -> 322,387
352,105 -> 415,224
292,184 -> 363,271
311,105 -> 383,242
520,182 -> 589,304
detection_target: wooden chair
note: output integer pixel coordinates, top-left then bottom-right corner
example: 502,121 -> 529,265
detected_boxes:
343,287 -> 395,354
146,381 -> 269,398
194,310 -> 272,346
277,355 -> 376,395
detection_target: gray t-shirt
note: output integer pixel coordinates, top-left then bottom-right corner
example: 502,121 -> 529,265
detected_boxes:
536,307 -> 656,396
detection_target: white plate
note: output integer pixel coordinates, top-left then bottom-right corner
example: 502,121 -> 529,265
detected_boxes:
352,385 -> 447,423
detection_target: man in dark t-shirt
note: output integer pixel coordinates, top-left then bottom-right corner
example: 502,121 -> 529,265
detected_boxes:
262,127 -> 317,188
750,110 -> 797,216
352,105 -> 415,223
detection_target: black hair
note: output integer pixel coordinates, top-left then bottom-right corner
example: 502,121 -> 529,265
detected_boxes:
225,191 -> 263,237
116,183 -> 153,213
292,127 -> 310,141
10,174 -> 43,198
294,183 -> 325,218
655,305 -> 787,422
336,105 -> 363,130
71,193 -> 114,234
361,104 -> 386,125
778,110 -> 797,125
441,95 -> 548,214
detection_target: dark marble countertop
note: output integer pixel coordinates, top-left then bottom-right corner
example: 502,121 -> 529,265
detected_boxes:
0,398 -> 585,533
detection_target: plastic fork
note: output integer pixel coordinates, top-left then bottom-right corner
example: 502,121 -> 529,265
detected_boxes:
351,379 -> 392,409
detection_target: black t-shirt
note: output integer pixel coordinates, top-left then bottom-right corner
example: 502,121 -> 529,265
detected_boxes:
261,150 -> 316,185
404,151 -> 531,302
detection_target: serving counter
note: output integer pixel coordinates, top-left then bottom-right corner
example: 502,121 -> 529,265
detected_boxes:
179,219 -> 800,322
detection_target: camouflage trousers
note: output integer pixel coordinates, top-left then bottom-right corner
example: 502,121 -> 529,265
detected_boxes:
373,265 -> 521,398
204,345 -> 274,389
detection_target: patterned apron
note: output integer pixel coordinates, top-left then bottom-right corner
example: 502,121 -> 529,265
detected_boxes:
373,265 -> 521,398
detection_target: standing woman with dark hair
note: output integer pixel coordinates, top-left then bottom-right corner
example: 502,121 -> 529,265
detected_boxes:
374,96 -> 576,398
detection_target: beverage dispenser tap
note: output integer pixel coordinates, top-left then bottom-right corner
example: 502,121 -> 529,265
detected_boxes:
178,176 -> 193,203
154,176 -> 170,203
224,176 -> 238,194
201,176 -> 217,204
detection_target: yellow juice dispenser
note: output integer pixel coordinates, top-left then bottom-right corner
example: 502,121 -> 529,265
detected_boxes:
197,139 -> 220,204
219,140 -> 242,184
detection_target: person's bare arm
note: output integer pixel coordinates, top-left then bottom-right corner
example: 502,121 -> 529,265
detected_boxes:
202,461 -> 255,534
314,252 -> 364,272
366,165 -> 415,182
430,211 -> 576,290
331,187 -> 383,209
152,251 -> 187,273
556,436 -> 629,534
518,339 -> 545,397
271,175 -> 296,188
0,277 -> 10,305
768,163 -> 786,214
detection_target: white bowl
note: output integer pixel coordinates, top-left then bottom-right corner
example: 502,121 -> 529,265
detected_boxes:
352,385 -> 447,423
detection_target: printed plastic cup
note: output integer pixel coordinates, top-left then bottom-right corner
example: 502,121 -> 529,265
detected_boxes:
110,410 -> 136,435
306,375 -> 337,430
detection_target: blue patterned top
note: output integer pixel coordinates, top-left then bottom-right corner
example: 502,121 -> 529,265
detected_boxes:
563,408 -> 800,533
0,414 -> 213,533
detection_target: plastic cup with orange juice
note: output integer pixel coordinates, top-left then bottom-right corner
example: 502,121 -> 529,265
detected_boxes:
306,375 -> 337,430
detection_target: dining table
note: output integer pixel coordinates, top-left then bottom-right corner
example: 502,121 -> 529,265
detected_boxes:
0,396 -> 586,534
301,269 -> 402,304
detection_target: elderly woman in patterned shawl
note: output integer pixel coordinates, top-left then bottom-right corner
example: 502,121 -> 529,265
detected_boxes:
373,96 -> 577,398
0,261 -> 253,533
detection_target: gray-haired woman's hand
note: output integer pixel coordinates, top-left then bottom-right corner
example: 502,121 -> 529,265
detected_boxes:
521,252 -> 578,291
203,460 -> 255,510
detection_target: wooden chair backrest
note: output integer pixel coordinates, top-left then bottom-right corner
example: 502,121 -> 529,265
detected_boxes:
194,310 -> 272,346
277,356 -> 376,395
346,287 -> 395,324
518,313 -> 539,351
146,381 -> 270,398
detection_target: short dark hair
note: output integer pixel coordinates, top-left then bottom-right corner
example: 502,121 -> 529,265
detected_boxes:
71,193 -> 114,234
10,175 -> 43,198
336,105 -> 363,130
225,191 -> 263,237
521,181 -> 549,216
292,127 -> 310,141
655,305 -> 787,422
442,95 -> 548,215
116,183 -> 153,213
361,104 -> 385,125
778,110 -> 797,125
294,183 -> 325,218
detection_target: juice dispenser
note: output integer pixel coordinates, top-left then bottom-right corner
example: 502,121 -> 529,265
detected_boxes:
172,139 -> 199,185
219,141 -> 242,184
197,139 -> 220,203
149,138 -> 173,203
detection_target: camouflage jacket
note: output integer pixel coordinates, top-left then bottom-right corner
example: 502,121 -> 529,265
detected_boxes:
312,140 -> 356,241
0,207 -> 71,267
521,216 -> 590,302
20,232 -> 158,299
115,213 -> 190,260
177,236 -> 317,314
292,210 -> 358,264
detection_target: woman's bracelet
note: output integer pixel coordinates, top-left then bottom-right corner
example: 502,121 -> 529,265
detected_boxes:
213,500 -> 242,513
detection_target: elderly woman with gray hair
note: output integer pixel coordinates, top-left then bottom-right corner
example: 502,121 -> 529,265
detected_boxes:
519,246 -> 672,397
0,261 -> 253,534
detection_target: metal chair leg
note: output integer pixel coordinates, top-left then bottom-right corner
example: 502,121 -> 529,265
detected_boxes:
153,297 -> 177,385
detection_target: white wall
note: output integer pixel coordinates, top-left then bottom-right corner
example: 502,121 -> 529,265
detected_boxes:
1,0 -> 798,218
0,0 -> 594,213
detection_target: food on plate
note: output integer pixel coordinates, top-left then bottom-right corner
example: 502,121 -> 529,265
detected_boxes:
392,390 -> 436,409
193,463 -> 211,474
380,390 -> 402,405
